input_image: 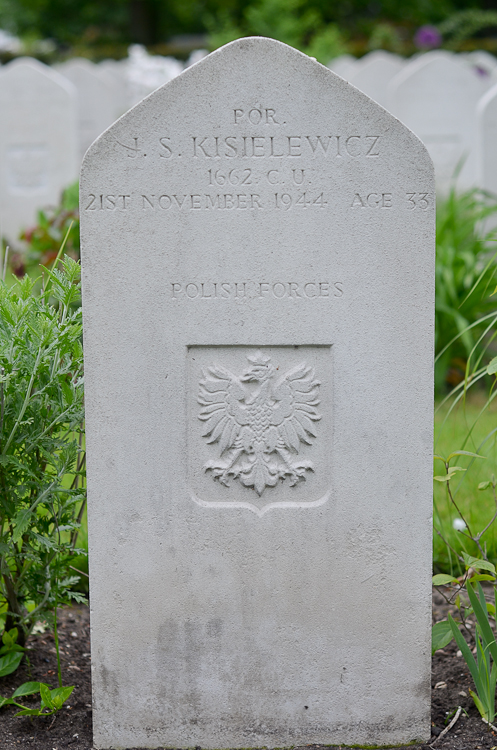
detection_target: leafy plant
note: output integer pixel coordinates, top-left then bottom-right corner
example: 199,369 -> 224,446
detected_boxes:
432,452 -> 497,727
449,581 -> 497,726
0,681 -> 73,717
0,249 -> 86,652
206,0 -> 349,64
0,597 -> 74,717
435,185 -> 497,393
14,181 -> 80,276
433,557 -> 497,728
439,10 -> 497,50
434,304 -> 497,572
0,627 -> 25,676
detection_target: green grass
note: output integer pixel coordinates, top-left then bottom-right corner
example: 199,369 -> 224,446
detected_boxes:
434,391 -> 497,574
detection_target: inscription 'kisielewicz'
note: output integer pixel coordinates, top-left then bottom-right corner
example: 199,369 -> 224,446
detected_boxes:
192,135 -> 380,159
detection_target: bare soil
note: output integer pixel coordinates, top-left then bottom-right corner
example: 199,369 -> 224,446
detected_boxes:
1,590 -> 496,750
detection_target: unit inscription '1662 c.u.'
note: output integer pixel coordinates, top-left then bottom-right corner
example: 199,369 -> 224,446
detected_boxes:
198,351 -> 321,496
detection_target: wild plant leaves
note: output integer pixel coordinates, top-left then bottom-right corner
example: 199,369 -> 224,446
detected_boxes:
0,256 -> 86,647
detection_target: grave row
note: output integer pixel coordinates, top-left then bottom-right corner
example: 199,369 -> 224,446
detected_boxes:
1,47 -> 497,245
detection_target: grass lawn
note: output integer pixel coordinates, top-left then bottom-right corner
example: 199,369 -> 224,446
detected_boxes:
434,389 -> 497,573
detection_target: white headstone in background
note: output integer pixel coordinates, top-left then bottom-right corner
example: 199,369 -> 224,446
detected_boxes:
463,51 -> 497,95
81,37 -> 434,750
126,44 -> 183,107
477,82 -> 497,202
56,58 -> 116,158
390,50 -> 480,192
0,58 -> 78,244
348,50 -> 404,109
99,59 -> 129,119
185,49 -> 209,67
327,53 -> 356,79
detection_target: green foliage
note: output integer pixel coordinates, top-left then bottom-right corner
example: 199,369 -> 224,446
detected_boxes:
432,619 -> 453,653
435,185 -> 497,393
0,680 -> 73,716
449,582 -> 497,724
0,627 -> 25,676
17,182 -> 80,275
207,0 -> 349,64
434,390 -> 497,574
0,255 -> 86,652
305,25 -> 348,64
367,22 -> 404,53
433,428 -> 497,722
433,562 -> 497,725
0,0 -> 494,55
439,10 -> 497,49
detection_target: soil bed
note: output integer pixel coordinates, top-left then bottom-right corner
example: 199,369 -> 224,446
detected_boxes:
1,590 -> 496,750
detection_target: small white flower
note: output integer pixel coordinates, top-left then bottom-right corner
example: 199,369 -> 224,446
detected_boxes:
453,518 -> 466,531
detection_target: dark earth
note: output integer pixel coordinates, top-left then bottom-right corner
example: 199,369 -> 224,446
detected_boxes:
1,589 -> 496,750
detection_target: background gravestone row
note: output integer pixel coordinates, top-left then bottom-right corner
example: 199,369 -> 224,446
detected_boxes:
2,47 -> 497,244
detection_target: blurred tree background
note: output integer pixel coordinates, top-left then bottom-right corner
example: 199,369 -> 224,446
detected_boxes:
1,0 -> 497,60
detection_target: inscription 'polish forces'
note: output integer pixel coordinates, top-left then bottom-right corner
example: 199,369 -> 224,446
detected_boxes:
171,281 -> 343,299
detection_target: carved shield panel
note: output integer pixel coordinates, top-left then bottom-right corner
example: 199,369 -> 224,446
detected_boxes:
187,345 -> 332,515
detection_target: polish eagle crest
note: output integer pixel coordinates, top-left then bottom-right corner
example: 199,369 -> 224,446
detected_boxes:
198,351 -> 321,496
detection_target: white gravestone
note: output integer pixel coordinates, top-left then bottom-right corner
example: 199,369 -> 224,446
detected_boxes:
99,59 -> 130,120
0,58 -> 78,244
465,50 -> 497,92
56,58 -> 116,159
389,51 -> 481,192
477,83 -> 497,204
327,53 -> 357,79
81,37 -> 434,750
348,50 -> 404,109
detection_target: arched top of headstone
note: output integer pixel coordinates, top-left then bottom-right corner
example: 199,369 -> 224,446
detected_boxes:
83,36 -> 431,173
391,49 -> 477,90
356,50 -> 404,65
348,49 -> 405,108
0,56 -> 77,98
57,57 -> 110,85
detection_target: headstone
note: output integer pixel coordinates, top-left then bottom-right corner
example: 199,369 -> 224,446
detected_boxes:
99,59 -> 130,119
465,50 -> 497,92
127,44 -> 183,107
477,82 -> 497,201
80,37 -> 434,750
348,50 -> 404,109
327,53 -> 356,79
0,58 -> 78,244
389,50 -> 481,192
56,58 -> 116,158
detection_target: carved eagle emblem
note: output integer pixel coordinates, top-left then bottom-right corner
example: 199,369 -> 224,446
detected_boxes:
198,351 -> 321,496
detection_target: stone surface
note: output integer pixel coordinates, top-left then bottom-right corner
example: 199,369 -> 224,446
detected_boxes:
389,51 -> 481,192
98,59 -> 130,120
477,81 -> 497,203
80,37 -> 434,750
348,50 -> 404,109
56,58 -> 116,158
327,53 -> 357,79
0,57 -> 78,244
465,50 -> 497,92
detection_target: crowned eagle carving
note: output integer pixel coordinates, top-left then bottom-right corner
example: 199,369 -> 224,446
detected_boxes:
198,351 -> 321,496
